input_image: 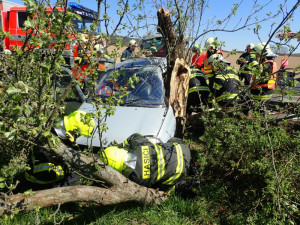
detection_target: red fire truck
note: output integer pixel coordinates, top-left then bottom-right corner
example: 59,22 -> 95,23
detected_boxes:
0,0 -> 101,65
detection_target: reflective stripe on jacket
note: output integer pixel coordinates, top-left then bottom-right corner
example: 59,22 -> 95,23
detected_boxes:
237,52 -> 258,75
25,163 -> 64,184
211,65 -> 240,103
189,68 -> 210,94
120,133 -> 191,192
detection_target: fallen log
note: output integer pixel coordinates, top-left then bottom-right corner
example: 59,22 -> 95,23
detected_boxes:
0,141 -> 167,216
0,184 -> 166,216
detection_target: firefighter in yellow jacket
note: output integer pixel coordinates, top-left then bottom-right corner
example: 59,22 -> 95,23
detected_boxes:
101,133 -> 191,194
24,110 -> 95,189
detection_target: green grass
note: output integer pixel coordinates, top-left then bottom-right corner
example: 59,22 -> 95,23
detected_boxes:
3,196 -> 217,225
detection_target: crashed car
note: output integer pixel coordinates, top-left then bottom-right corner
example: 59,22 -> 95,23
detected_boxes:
55,57 -> 176,147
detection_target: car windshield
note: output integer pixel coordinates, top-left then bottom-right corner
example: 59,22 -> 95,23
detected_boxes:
72,18 -> 101,34
95,65 -> 165,107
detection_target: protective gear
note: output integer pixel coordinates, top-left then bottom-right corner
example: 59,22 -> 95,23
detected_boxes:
253,42 -> 273,57
54,110 -> 95,140
246,43 -> 255,50
207,54 -> 227,65
204,37 -> 216,49
94,44 -> 104,54
192,44 -> 202,53
211,66 -> 240,105
101,133 -> 191,193
102,147 -> 130,172
129,39 -> 137,47
25,149 -> 66,185
187,67 -> 210,114
4,49 -> 11,55
121,47 -> 135,61
236,51 -> 258,85
251,60 -> 277,100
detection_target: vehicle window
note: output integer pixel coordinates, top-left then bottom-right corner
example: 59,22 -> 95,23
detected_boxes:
18,12 -> 29,28
71,18 -> 101,34
54,70 -> 83,102
96,65 -> 165,107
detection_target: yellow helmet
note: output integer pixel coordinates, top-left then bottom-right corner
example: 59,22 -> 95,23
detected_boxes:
192,44 -> 202,53
101,147 -> 128,172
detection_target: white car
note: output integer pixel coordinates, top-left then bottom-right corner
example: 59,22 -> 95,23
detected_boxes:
55,57 -> 176,147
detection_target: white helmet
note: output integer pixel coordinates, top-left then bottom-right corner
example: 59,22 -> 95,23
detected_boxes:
205,37 -> 216,49
129,39 -> 137,47
246,43 -> 255,50
94,44 -> 104,53
207,53 -> 227,64
254,42 -> 273,56
4,49 -> 11,55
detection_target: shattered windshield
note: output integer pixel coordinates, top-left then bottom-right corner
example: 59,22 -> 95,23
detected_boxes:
95,66 -> 165,107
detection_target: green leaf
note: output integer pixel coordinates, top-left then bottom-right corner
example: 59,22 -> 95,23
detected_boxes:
24,20 -> 32,28
0,182 -> 5,188
6,86 -> 21,95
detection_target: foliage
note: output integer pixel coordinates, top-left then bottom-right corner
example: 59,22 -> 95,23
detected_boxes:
185,109 -> 300,224
1,0 -> 300,224
0,0 -> 74,191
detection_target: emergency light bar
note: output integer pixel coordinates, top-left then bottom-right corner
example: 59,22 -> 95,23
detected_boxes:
68,2 -> 97,20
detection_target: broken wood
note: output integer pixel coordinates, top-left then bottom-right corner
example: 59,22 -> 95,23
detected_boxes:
157,8 -> 190,138
0,141 -> 167,216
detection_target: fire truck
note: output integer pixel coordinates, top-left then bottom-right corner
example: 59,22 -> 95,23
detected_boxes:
0,0 -> 101,65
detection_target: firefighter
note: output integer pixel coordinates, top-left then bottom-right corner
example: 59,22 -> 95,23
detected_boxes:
23,148 -> 69,191
93,44 -> 106,72
201,37 -> 218,76
54,110 -> 95,142
187,66 -> 210,115
191,44 -> 203,69
22,110 -> 95,191
250,42 -> 277,101
207,54 -> 240,107
100,133 -> 191,194
236,43 -> 258,85
121,39 -> 137,62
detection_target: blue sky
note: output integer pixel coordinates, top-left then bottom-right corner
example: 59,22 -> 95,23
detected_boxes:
9,0 -> 300,53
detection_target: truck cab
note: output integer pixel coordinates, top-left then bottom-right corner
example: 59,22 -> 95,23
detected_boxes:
0,1 -> 102,65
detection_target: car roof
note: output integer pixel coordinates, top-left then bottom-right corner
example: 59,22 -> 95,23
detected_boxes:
114,57 -> 167,72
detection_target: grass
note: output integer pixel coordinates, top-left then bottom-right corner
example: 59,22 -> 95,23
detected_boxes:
2,112 -> 299,225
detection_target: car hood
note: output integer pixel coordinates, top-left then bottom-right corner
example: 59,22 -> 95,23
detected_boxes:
75,102 -> 167,147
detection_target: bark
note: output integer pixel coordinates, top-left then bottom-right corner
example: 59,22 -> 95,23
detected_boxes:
0,142 -> 167,216
169,58 -> 190,118
169,58 -> 190,138
0,185 -> 166,216
157,8 -> 189,138
157,7 -> 185,97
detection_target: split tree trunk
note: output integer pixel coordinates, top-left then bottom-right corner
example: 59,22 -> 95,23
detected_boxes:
157,7 -> 190,138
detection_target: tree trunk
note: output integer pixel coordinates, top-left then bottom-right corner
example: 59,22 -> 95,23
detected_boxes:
157,8 -> 189,138
0,185 -> 166,216
157,7 -> 186,98
0,142 -> 167,216
169,59 -> 190,138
